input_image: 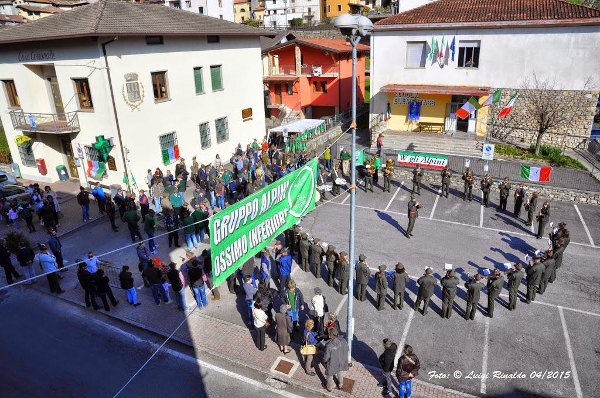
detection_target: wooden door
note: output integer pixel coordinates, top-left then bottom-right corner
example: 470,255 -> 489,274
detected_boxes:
274,84 -> 282,104
60,137 -> 79,178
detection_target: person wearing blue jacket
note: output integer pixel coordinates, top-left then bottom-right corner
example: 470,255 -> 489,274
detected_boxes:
277,248 -> 292,295
91,182 -> 106,214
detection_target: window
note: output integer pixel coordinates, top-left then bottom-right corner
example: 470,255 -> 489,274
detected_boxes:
327,5 -> 330,12
241,16 -> 245,21
242,108 -> 253,120
159,132 -> 178,151
219,14 -> 223,19
458,40 -> 480,68
313,81 -> 322,92
210,65 -> 223,91
207,35 -> 220,43
286,83 -> 293,95
151,71 -> 169,100
337,4 -> 341,11
307,7 -> 311,13
321,81 -> 327,93
145,36 -> 164,45
126,81 -> 141,102
323,6 -> 326,13
199,122 -> 211,149
2,80 -> 20,108
73,78 -> 93,109
185,0 -> 191,6
215,117 -> 229,143
18,141 -> 35,166
193,67 -> 204,94
406,41 -> 427,68
85,145 -> 101,162
198,6 -> 204,13
291,8 -> 295,12
218,0 -> 222,6
240,7 -> 245,12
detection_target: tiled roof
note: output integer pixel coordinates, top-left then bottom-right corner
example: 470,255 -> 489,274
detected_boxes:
0,13 -> 28,23
380,84 -> 490,96
266,38 -> 369,54
233,0 -> 248,4
17,4 -> 63,13
254,6 -> 264,11
376,0 -> 600,26
24,0 -> 88,6
0,0 -> 271,44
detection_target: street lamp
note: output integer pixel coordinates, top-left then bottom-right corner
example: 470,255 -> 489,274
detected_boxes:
333,13 -> 373,365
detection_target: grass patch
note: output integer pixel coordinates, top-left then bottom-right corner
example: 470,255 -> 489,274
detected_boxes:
0,125 -> 8,151
0,124 -> 12,164
494,143 -> 586,170
364,76 -> 370,104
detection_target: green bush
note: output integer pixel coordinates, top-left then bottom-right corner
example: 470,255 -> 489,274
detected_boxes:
3,231 -> 31,254
289,18 -> 303,27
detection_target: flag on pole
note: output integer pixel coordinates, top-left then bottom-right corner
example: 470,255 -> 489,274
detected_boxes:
429,37 -> 435,60
520,165 -> 552,182
450,36 -> 455,61
439,36 -> 445,59
161,144 -> 180,165
455,97 -> 481,119
482,89 -> 502,107
498,93 -> 518,118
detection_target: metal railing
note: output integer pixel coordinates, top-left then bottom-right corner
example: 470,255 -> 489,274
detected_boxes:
98,262 -> 123,289
9,109 -> 80,133
268,64 -> 338,76
270,64 -> 296,75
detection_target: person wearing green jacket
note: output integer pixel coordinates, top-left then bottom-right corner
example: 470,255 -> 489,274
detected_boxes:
143,209 -> 157,254
123,207 -> 142,243
169,191 -> 184,218
183,210 -> 198,251
192,204 -> 209,244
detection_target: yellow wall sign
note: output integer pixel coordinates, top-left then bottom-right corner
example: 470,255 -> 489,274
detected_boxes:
14,135 -> 31,145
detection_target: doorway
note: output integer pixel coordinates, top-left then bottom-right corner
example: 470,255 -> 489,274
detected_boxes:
60,137 -> 78,178
47,77 -> 65,120
274,84 -> 282,104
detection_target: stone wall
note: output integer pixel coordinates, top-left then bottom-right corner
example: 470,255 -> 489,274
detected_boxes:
488,89 -> 599,150
391,168 -> 600,205
306,125 -> 343,153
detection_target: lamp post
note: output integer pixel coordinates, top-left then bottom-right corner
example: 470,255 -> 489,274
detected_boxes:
333,13 -> 373,365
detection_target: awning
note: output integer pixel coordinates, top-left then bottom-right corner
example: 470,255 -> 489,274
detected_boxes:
380,84 -> 491,97
263,76 -> 299,83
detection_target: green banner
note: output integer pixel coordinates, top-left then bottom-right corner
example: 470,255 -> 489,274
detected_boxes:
211,158 -> 318,287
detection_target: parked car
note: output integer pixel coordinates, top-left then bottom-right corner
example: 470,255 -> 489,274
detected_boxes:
0,184 -> 29,201
0,170 -> 18,185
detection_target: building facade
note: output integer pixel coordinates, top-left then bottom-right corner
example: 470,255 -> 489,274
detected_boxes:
263,38 -> 367,119
164,0 -> 235,22
370,0 -> 600,146
263,0 -> 320,28
233,0 -> 250,22
0,0 -> 266,184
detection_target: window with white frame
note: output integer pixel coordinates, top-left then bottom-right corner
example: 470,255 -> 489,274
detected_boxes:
199,122 -> 211,149
457,40 -> 480,68
215,117 -> 229,143
18,141 -> 35,166
406,41 -> 427,68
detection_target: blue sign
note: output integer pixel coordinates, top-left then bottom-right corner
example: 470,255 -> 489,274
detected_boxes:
28,114 -> 37,130
482,143 -> 495,160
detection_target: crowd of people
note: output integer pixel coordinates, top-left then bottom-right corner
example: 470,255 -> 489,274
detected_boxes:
0,184 -> 61,233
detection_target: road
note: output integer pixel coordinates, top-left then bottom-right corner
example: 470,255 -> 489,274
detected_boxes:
0,288 -> 305,398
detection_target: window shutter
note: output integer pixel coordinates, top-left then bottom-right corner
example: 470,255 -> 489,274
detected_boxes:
211,66 -> 222,91
194,68 -> 203,94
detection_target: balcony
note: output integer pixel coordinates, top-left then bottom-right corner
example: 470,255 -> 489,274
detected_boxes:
268,64 -> 338,77
9,110 -> 80,134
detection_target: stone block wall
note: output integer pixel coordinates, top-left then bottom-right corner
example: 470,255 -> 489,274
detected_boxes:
488,89 -> 599,149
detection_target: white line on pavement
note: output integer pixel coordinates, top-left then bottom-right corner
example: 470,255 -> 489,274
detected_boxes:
574,204 -> 595,247
334,294 -> 348,317
384,186 -> 401,211
558,306 -> 583,398
479,205 -> 484,228
530,222 -> 535,233
480,317 -> 490,395
429,195 -> 440,220
393,309 -> 415,370
341,193 -> 350,205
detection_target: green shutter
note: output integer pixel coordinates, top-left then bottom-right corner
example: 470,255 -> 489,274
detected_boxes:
211,66 -> 222,91
193,67 -> 203,94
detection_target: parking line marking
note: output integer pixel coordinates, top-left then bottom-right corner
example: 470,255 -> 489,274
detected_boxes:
530,222 -> 535,233
385,187 -> 401,211
479,205 -> 484,228
429,195 -> 439,220
480,317 -> 490,395
574,204 -> 595,247
558,306 -> 583,398
334,294 -> 348,317
394,310 -> 415,370
341,193 -> 350,205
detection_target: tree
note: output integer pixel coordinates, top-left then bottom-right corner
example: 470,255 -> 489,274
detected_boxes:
289,18 -> 303,27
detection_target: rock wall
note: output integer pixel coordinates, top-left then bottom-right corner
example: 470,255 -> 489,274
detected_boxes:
488,89 -> 599,150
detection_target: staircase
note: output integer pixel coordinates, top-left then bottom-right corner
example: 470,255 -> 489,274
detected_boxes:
372,131 -> 484,158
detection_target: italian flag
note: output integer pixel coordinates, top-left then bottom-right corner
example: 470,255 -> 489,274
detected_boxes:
161,144 -> 180,165
498,93 -> 518,118
520,165 -> 551,182
455,97 -> 481,119
87,160 -> 106,179
482,89 -> 502,107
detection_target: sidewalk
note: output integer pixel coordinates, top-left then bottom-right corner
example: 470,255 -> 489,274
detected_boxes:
27,265 -> 472,398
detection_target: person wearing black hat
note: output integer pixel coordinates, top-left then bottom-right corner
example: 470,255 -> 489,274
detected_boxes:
406,196 -> 422,238
486,269 -> 504,318
525,192 -> 538,226
464,274 -> 484,320
411,164 -> 422,195
550,238 -> 566,282
538,249 -> 555,294
514,183 -> 525,218
536,201 -> 551,239
507,263 -> 524,310
375,265 -> 388,311
309,238 -> 325,279
325,245 -> 339,287
498,177 -> 511,211
525,256 -> 544,303
440,167 -> 451,198
299,233 -> 310,272
413,267 -> 435,315
338,251 -> 349,295
391,263 -> 409,310
440,269 -> 459,318
355,254 -> 370,301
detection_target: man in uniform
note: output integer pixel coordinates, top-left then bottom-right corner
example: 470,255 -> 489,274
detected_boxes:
325,245 -> 339,287
338,251 -> 350,295
440,269 -> 459,318
462,167 -> 474,201
412,164 -> 423,195
538,249 -> 555,294
441,167 -> 451,198
383,159 -> 394,193
536,201 -> 551,239
375,265 -> 388,311
355,254 -> 370,302
507,263 -> 524,311
365,160 -> 374,192
549,239 -> 565,283
331,164 -> 342,196
340,148 -> 351,177
498,177 -> 511,211
391,263 -> 409,310
513,183 -> 525,218
486,269 -> 504,318
405,196 -> 422,239
480,174 -> 492,207
525,255 -> 544,303
299,233 -> 310,272
526,192 -> 538,226
465,274 -> 484,320
413,267 -> 436,315
310,238 -> 325,278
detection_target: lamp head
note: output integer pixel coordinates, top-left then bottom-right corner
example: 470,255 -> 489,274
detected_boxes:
356,15 -> 374,36
334,13 -> 358,37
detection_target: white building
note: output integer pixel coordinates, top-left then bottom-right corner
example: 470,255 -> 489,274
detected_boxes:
370,0 -> 600,141
164,0 -> 235,22
263,0 -> 320,28
0,0 -> 267,185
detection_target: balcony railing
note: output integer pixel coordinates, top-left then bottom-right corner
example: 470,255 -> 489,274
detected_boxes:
269,64 -> 339,77
9,110 -> 80,134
